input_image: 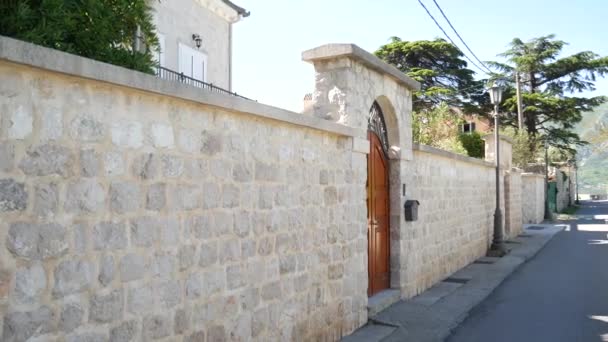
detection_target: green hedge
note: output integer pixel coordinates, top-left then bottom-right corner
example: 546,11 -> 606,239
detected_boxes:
458,132 -> 485,158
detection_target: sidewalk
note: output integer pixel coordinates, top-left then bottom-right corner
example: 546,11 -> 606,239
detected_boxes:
342,223 -> 565,342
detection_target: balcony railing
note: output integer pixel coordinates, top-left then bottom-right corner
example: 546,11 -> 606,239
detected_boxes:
156,66 -> 252,100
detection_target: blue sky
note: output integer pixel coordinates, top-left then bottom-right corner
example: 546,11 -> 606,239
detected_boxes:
232,0 -> 608,112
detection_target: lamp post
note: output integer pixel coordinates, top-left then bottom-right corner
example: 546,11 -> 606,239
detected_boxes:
575,161 -> 580,204
489,84 -> 506,255
544,139 -> 551,220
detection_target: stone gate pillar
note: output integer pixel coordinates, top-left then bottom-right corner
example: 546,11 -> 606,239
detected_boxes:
302,44 -> 420,305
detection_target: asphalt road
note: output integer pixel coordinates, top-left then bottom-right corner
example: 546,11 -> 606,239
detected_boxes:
448,200 -> 608,342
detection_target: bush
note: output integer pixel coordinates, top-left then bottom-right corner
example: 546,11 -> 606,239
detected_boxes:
458,132 -> 484,158
0,0 -> 159,73
501,128 -> 542,168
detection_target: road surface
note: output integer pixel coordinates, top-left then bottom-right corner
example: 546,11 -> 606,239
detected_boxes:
448,200 -> 608,342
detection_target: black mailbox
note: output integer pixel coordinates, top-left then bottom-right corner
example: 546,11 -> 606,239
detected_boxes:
404,200 -> 420,221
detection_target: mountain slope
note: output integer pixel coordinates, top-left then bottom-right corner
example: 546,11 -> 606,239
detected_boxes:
575,103 -> 608,194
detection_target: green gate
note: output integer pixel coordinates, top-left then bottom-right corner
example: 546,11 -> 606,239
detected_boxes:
547,181 -> 557,213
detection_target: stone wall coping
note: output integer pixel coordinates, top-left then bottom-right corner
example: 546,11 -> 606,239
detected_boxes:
301,43 -> 421,91
0,35 -> 365,139
413,143 -> 494,168
482,133 -> 514,144
521,172 -> 545,178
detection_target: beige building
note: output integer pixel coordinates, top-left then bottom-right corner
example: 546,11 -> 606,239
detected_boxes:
152,0 -> 249,91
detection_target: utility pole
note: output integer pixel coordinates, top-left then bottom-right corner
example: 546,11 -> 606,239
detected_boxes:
515,72 -> 523,131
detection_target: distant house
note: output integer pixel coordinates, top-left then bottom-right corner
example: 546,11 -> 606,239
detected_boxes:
460,113 -> 491,134
151,0 -> 249,92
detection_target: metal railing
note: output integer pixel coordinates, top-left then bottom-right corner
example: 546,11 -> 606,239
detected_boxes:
156,66 -> 252,100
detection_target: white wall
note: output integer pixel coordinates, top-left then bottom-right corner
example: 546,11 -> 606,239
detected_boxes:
153,0 -> 232,89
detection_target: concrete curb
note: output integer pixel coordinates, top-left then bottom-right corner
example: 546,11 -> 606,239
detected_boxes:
342,224 -> 563,342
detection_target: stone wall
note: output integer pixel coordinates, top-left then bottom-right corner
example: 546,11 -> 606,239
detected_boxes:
521,173 -> 545,224
556,169 -> 571,212
0,38 -> 368,341
504,170 -> 523,238
400,145 -> 495,296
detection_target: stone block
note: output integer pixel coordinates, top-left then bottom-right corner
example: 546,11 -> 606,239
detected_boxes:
53,259 -> 94,297
279,254 -> 297,275
214,211 -> 233,236
258,187 -> 273,209
110,320 -> 138,342
7,222 -> 68,260
70,115 -> 104,142
324,186 -> 338,205
185,273 -> 203,299
59,302 -> 84,332
67,332 -> 107,342
178,128 -> 202,154
255,161 -> 279,182
130,217 -> 160,247
89,289 -> 123,323
151,252 -> 177,279
261,281 -> 281,301
98,255 -> 115,286
208,325 -> 226,342
146,183 -> 166,211
169,184 -> 201,210
142,314 -> 172,340
198,240 -> 218,268
127,284 -> 154,314
0,179 -> 27,212
64,179 -> 105,214
241,239 -> 256,259
174,308 -> 190,334
184,158 -> 207,179
202,181 -> 221,209
161,155 -> 184,178
219,239 -> 240,263
257,237 -> 274,256
234,210 -> 251,238
203,267 -> 225,297
210,159 -> 231,180
201,131 -> 223,155
14,263 -> 46,304
8,105 -> 33,139
0,269 -> 11,299
157,280 -> 181,308
159,217 -> 180,246
188,214 -> 213,239
111,121 -> 143,148
233,162 -> 253,182
34,182 -> 58,217
179,244 -> 196,271
132,153 -> 158,180
222,184 -> 240,208
0,142 -> 14,172
2,306 -> 55,342
151,123 -> 174,148
104,151 -> 125,176
184,331 -> 205,342
119,253 -> 147,282
40,107 -> 62,141
226,264 -> 245,290
80,149 -> 100,177
19,144 -> 74,177
110,181 -> 140,214
93,221 -> 127,250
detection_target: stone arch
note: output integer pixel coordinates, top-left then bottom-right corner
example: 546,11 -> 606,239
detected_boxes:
373,95 -> 401,159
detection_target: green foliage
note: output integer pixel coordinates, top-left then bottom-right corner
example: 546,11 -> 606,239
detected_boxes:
412,103 -> 467,155
375,37 -> 490,113
488,34 -> 608,150
501,127 -> 543,168
0,0 -> 159,73
458,132 -> 484,158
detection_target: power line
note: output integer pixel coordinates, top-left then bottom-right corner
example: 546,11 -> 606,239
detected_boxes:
416,0 -> 490,76
430,0 -> 494,75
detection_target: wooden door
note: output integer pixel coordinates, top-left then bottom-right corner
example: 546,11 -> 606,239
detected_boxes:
368,131 -> 390,296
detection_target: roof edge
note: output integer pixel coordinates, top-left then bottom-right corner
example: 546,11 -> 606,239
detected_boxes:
221,0 -> 250,17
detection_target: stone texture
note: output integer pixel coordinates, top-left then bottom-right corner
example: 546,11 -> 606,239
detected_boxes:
66,332 -> 107,342
7,222 -> 68,260
151,123 -> 174,148
0,142 -> 14,171
98,254 -> 115,286
53,259 -> 94,297
202,182 -> 220,209
201,131 -> 223,155
119,253 -> 147,282
80,149 -> 100,177
2,306 -> 55,342
142,314 -> 172,340
161,155 -> 184,178
8,105 -> 33,139
64,179 -> 105,214
110,320 -> 138,342
89,289 -> 123,323
93,221 -> 127,250
132,153 -> 158,179
60,302 -> 84,332
170,184 -> 202,210
184,331 -> 205,342
0,179 -> 27,212
40,107 -> 63,141
157,280 -> 181,308
19,144 -> 74,177
104,151 -> 125,176
70,115 -> 104,142
127,284 -> 154,314
34,182 -> 58,217
179,244 -> 197,270
111,121 -> 143,148
13,263 -> 46,304
174,308 -> 190,334
130,217 -> 159,247
146,183 -> 166,211
110,181 -> 140,214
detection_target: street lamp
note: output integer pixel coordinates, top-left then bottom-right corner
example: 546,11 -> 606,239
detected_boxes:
489,84 -> 506,256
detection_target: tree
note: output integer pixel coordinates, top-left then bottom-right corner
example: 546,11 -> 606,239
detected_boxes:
375,37 -> 490,113
488,35 -> 608,152
0,0 -> 159,73
412,103 -> 467,155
